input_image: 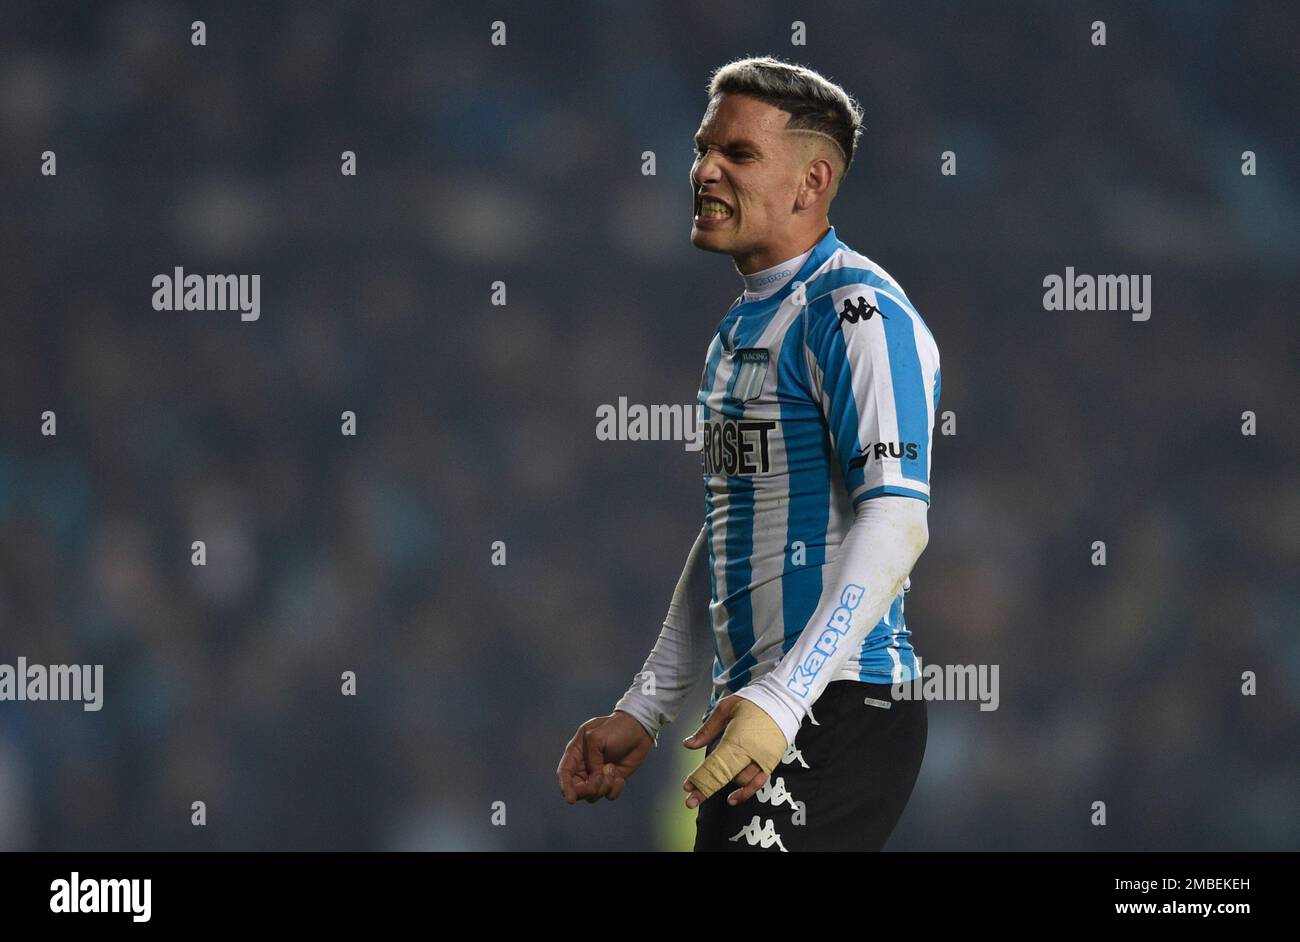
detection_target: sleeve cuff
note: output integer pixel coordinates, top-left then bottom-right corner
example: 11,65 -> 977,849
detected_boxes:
612,694 -> 664,746
734,680 -> 804,748
851,484 -> 930,506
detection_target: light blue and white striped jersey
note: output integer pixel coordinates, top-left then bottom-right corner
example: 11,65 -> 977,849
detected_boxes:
697,225 -> 940,705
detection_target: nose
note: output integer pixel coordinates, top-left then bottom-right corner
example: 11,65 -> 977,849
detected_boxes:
692,152 -> 722,190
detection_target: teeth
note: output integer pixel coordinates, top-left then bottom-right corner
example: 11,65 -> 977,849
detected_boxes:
699,198 -> 731,218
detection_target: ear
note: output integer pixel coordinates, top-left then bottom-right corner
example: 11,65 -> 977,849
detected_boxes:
797,152 -> 837,210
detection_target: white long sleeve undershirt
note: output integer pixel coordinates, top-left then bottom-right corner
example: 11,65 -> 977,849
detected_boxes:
614,495 -> 929,748
613,525 -> 712,744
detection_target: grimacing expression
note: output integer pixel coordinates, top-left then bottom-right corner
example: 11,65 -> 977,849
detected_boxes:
690,93 -> 812,258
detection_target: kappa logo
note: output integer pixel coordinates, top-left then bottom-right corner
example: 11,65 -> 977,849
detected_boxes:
781,742 -> 810,768
755,776 -> 799,810
786,583 -> 865,697
730,815 -> 789,851
838,295 -> 884,325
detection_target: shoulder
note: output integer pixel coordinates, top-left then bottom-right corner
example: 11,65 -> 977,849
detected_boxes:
798,245 -> 934,353
804,244 -> 914,308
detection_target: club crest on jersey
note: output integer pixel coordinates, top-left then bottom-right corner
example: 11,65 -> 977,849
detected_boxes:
725,348 -> 769,403
838,295 -> 884,325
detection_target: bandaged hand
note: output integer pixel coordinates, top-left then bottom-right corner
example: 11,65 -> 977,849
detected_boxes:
682,696 -> 787,808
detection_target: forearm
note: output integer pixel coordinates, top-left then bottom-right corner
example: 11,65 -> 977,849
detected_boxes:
736,495 -> 929,745
613,525 -> 714,744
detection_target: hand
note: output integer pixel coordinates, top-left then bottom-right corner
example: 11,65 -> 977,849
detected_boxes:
557,711 -> 653,804
681,695 -> 784,810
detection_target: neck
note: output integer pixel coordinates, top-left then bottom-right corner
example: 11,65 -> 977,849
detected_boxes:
739,244 -> 815,300
733,221 -> 831,275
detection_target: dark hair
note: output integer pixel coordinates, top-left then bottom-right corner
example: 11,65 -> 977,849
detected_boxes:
707,56 -> 865,175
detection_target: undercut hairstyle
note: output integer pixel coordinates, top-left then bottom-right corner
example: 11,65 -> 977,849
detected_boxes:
706,56 -> 865,181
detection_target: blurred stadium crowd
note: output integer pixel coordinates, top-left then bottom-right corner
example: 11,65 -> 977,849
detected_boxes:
0,1 -> 1296,850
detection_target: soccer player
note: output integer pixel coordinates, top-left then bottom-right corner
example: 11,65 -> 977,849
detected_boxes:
557,56 -> 940,851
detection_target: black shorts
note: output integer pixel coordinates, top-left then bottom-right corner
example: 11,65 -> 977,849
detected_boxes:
693,680 -> 927,852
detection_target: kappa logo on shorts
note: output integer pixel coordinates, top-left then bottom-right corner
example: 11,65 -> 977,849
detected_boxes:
755,776 -> 799,810
730,815 -> 788,852
782,742 -> 810,768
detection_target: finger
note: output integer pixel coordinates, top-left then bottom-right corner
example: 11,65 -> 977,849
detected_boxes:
726,765 -> 768,806
596,762 -> 619,800
569,772 -> 594,801
683,782 -> 706,809
556,738 -> 587,795
575,775 -> 606,803
682,700 -> 733,750
556,740 -> 585,804
558,764 -> 577,804
562,720 -> 608,803
730,763 -> 756,786
683,751 -> 740,809
582,728 -> 607,786
606,771 -> 627,801
569,753 -> 603,795
578,761 -> 622,803
579,763 -> 610,804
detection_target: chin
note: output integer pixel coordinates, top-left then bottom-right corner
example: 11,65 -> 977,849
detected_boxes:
690,228 -> 730,253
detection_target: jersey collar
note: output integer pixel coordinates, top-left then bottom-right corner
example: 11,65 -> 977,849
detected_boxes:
729,225 -> 842,314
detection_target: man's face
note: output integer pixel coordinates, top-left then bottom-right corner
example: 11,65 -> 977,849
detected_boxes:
690,93 -> 805,267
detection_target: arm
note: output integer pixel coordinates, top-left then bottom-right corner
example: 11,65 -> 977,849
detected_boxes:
735,494 -> 927,744
613,524 -> 714,744
558,525 -> 714,804
682,497 -> 927,803
742,280 -> 940,743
